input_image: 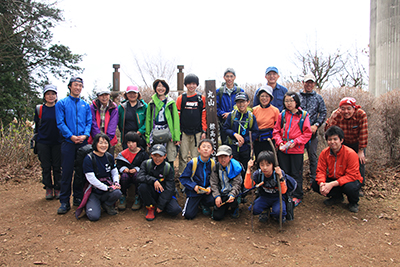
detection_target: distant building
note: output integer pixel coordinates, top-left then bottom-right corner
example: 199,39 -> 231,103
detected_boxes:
369,0 -> 400,96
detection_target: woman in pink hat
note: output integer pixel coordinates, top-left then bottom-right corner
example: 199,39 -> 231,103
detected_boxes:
118,85 -> 148,149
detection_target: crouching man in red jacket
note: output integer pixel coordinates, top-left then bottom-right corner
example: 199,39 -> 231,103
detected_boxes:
311,125 -> 363,213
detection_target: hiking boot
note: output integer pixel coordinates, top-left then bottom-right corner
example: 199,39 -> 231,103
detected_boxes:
349,203 -> 359,213
231,207 -> 239,219
131,195 -> 142,211
54,190 -> 60,199
45,188 -> 54,200
118,195 -> 127,211
57,202 -> 71,214
200,204 -> 211,216
323,196 -> 344,206
103,204 -> 118,215
272,215 -> 286,224
73,197 -> 82,207
145,206 -> 155,221
259,209 -> 270,222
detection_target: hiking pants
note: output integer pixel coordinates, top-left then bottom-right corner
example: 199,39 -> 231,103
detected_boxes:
312,178 -> 361,205
86,189 -> 122,221
306,135 -> 318,183
59,141 -> 87,204
138,183 -> 181,216
212,195 -> 239,221
179,132 -> 201,175
254,140 -> 274,160
252,195 -> 287,219
119,172 -> 138,196
278,151 -> 304,199
37,142 -> 61,190
182,194 -> 214,220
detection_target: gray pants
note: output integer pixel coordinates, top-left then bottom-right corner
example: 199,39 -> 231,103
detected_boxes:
306,136 -> 318,184
86,189 -> 122,221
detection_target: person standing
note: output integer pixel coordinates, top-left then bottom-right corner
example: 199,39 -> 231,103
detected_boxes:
252,85 -> 280,158
176,73 -> 207,176
88,88 -> 118,155
299,73 -> 327,185
55,77 -> 92,214
34,84 -> 62,200
325,97 -> 368,195
216,68 -> 244,145
118,85 -> 148,150
253,67 -> 288,112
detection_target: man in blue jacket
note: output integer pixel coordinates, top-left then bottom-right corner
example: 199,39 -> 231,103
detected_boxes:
253,67 -> 288,111
216,68 -> 244,145
55,77 -> 92,214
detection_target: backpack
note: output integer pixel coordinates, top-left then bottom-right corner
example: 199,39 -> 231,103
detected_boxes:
145,159 -> 171,182
190,157 -> 215,180
230,109 -> 254,130
31,104 -> 43,154
217,85 -> 242,99
280,109 -> 308,134
181,92 -> 203,111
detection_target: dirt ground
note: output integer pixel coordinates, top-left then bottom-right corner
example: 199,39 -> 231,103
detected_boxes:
0,170 -> 399,267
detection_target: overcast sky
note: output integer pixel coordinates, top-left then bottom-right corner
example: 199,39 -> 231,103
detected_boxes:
50,0 -> 370,98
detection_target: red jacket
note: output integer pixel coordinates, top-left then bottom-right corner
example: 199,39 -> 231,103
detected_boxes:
316,145 -> 363,186
272,109 -> 312,154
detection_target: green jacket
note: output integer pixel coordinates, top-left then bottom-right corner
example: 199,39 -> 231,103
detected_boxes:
118,99 -> 148,143
145,94 -> 181,143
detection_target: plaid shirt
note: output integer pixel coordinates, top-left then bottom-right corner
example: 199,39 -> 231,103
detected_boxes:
325,108 -> 368,150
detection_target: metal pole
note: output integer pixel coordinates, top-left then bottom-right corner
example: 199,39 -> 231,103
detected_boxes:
112,64 -> 120,103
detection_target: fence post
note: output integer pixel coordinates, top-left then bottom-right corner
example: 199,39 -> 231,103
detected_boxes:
205,80 -> 219,158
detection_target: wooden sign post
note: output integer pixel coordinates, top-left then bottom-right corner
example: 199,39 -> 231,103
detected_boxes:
205,80 -> 219,157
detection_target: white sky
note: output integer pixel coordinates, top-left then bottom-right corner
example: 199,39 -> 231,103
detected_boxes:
50,0 -> 371,98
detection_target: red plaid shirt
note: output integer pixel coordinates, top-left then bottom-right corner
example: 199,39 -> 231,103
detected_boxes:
325,108 -> 368,150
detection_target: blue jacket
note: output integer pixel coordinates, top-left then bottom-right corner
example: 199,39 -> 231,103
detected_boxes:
223,110 -> 259,152
253,83 -> 288,112
55,95 -> 92,143
216,85 -> 244,119
179,156 -> 214,197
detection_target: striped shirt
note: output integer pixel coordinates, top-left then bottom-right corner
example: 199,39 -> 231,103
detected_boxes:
325,108 -> 368,150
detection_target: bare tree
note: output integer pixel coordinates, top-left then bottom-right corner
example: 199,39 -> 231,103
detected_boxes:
337,47 -> 369,89
293,48 -> 345,89
125,51 -> 177,89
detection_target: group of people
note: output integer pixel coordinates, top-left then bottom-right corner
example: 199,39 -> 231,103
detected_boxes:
33,66 -> 368,223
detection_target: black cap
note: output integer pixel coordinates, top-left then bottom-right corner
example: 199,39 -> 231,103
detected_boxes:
235,92 -> 249,102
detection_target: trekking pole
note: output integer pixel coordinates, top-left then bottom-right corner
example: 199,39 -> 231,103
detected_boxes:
220,181 -> 264,206
267,138 -> 283,231
249,130 -> 256,232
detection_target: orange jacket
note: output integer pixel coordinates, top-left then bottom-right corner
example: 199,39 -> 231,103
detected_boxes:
316,145 -> 363,186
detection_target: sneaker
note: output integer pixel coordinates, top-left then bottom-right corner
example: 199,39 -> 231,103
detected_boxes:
349,203 -> 359,213
293,198 -> 302,207
118,195 -> 126,211
200,204 -> 211,216
323,196 -> 344,206
259,209 -> 270,222
57,203 -> 71,214
54,190 -> 60,199
103,204 -> 118,215
145,206 -> 155,221
45,188 -> 54,200
73,197 -> 82,207
231,207 -> 239,219
131,195 -> 142,210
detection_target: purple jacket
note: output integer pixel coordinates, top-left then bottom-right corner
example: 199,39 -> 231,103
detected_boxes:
88,99 -> 119,146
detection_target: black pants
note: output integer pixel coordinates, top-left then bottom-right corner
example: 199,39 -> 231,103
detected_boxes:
344,143 -> 365,186
219,119 -> 229,145
212,195 -> 239,221
278,151 -> 304,199
254,140 -> 274,160
138,183 -> 181,216
312,178 -> 361,205
37,142 -> 61,190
